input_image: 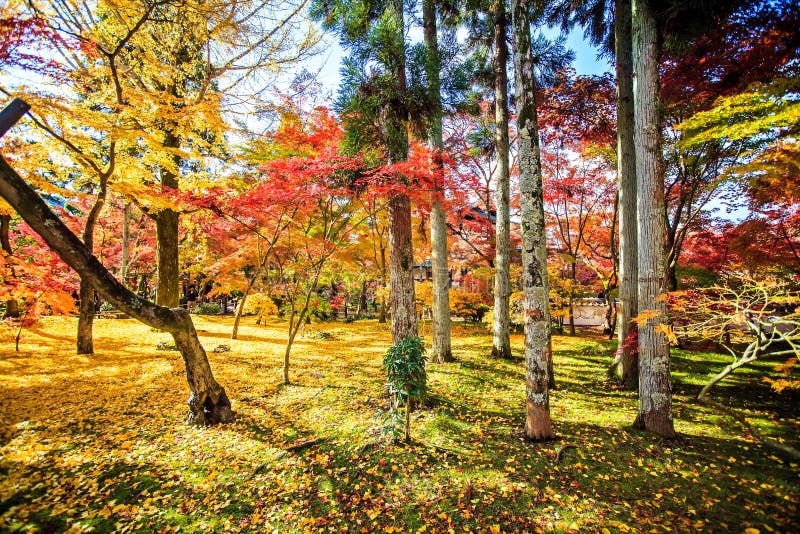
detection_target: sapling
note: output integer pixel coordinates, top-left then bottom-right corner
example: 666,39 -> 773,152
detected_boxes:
383,336 -> 427,442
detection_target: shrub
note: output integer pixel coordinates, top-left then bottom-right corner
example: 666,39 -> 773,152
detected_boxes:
383,336 -> 427,441
191,302 -> 222,315
241,293 -> 279,319
450,291 -> 490,321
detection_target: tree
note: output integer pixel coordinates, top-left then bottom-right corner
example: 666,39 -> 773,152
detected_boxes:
0,149 -> 232,426
489,0 -> 512,359
613,0 -> 638,388
672,280 -> 799,459
423,0 -> 454,363
631,0 -> 674,438
512,0 -> 554,440
312,0 -> 418,344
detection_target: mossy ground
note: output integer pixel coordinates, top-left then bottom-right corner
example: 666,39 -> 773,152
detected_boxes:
1,316 -> 797,532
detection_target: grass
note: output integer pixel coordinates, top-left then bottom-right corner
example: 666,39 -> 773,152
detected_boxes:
0,316 -> 797,533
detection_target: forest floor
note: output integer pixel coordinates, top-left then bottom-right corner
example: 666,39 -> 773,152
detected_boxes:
0,316 -> 797,533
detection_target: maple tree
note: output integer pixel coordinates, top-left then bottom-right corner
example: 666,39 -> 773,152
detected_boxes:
671,280 -> 800,459
0,149 -> 232,425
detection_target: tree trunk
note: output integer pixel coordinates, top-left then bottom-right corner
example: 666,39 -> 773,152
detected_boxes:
614,0 -> 640,390
232,252 -> 271,339
386,0 -> 418,344
76,175 -> 108,355
76,282 -> 95,354
491,0 -> 512,359
405,396 -> 412,442
357,279 -> 367,315
120,201 -> 132,287
568,261 -> 576,336
423,0 -> 453,363
632,0 -> 675,438
0,214 -> 19,317
0,155 -> 232,426
513,0 -> 555,441
156,131 -> 181,308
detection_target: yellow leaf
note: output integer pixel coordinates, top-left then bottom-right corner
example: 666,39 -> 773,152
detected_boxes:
745,529 -> 760,534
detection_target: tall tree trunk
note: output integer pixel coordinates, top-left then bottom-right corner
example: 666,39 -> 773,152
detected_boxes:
156,131 -> 181,308
0,214 -> 19,317
568,261 -> 576,336
76,177 -> 108,355
120,201 -> 132,287
0,156 -> 232,426
615,0 -> 639,386
423,0 -> 453,363
491,0 -> 512,359
632,0 -> 675,438
386,0 -> 418,344
513,0 -> 554,441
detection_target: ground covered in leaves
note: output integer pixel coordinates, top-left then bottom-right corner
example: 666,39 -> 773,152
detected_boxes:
1,316 -> 798,532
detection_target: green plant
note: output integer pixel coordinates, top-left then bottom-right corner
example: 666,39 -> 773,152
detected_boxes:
98,301 -> 115,312
383,336 -> 427,442
191,302 -> 222,315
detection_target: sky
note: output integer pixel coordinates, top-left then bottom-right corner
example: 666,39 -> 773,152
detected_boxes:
307,24 -> 613,99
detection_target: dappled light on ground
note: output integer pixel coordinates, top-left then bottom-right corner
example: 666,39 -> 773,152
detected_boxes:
1,317 -> 797,532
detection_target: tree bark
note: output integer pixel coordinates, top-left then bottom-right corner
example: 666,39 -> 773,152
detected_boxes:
0,155 -> 232,426
513,0 -> 554,441
615,0 -> 639,390
0,214 -> 19,317
120,201 -> 132,287
386,0 -> 418,344
491,0 -> 512,359
632,0 -> 675,438
76,178 -> 108,355
423,0 -> 453,363
156,131 -> 181,308
357,279 -> 367,315
568,261 -> 576,336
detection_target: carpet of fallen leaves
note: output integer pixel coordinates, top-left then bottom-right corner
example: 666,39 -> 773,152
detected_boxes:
1,316 -> 798,533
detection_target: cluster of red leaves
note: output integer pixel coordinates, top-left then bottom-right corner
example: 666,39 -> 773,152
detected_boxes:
661,2 -> 800,113
0,13 -> 68,76
0,218 -> 78,326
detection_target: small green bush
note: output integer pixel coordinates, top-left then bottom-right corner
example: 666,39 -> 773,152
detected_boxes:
191,302 -> 222,315
383,336 -> 427,441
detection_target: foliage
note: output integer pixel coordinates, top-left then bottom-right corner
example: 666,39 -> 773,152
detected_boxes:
241,293 -> 279,320
449,291 -> 489,322
191,302 -> 222,315
670,279 -> 800,457
415,281 -> 433,316
383,335 -> 427,441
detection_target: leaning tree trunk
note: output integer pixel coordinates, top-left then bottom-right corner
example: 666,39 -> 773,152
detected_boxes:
386,0 -> 418,344
491,0 -> 512,359
614,0 -> 639,390
0,155 -> 232,426
156,130 -> 181,308
423,0 -> 453,363
513,0 -> 554,441
0,213 -> 19,317
632,0 -> 675,438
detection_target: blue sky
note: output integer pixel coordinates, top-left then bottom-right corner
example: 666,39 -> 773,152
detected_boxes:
308,24 -> 613,97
